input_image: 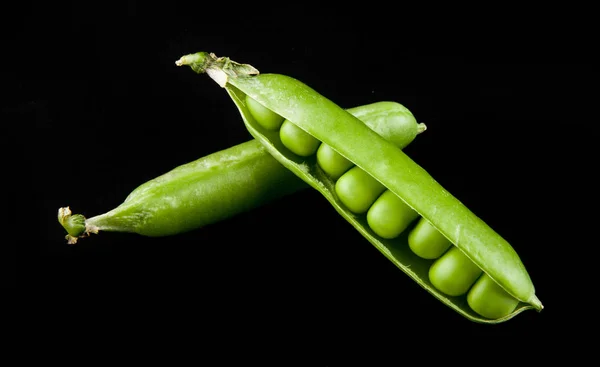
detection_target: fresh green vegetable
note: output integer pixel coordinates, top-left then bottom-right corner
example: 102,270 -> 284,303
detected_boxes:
367,190 -> 419,240
429,246 -> 483,297
245,95 -> 284,130
58,140 -> 303,244
58,101 -> 421,244
279,119 -> 321,156
316,143 -> 354,180
335,166 -> 386,214
408,218 -> 452,260
176,51 -> 543,323
467,273 -> 521,319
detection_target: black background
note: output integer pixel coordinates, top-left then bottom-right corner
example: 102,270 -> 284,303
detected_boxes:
7,1 -> 597,363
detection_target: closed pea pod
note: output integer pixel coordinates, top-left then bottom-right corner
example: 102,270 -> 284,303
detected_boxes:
58,101 -> 420,243
58,140 -> 305,243
177,52 -> 543,323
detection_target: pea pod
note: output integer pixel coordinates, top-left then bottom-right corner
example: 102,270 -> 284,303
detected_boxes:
58,101 -> 420,244
176,52 -> 543,323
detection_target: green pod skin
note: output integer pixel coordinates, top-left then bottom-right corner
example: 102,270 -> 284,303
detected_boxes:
58,140 -> 305,244
316,101 -> 419,180
176,52 -> 543,323
58,101 -> 421,244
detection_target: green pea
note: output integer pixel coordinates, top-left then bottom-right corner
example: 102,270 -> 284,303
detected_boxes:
408,218 -> 453,260
367,190 -> 418,239
429,246 -> 483,297
467,273 -> 519,320
245,94 -> 285,130
316,143 -> 353,180
279,119 -> 321,157
335,166 -> 386,214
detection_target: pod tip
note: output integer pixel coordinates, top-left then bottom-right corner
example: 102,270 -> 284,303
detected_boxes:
530,294 -> 543,312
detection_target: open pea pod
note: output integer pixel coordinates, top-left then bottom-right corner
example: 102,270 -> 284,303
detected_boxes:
177,52 -> 543,323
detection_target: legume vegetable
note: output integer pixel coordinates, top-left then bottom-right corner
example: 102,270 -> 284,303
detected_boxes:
408,218 -> 452,260
176,51 -> 543,323
58,101 -> 420,244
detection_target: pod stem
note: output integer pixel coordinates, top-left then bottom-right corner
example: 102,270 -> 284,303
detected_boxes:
57,207 -> 99,245
175,52 -> 259,87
